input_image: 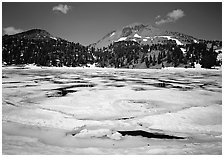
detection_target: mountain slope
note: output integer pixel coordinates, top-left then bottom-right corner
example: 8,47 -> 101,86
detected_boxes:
3,29 -> 56,40
91,23 -> 198,48
2,29 -> 87,66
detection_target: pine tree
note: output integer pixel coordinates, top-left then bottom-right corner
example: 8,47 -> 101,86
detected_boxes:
152,54 -> 156,66
145,57 -> 149,68
149,55 -> 152,64
157,52 -> 161,64
201,43 -> 217,68
167,51 -> 172,63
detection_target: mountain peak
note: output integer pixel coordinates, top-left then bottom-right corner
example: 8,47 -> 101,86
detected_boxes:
123,22 -> 147,29
92,22 -> 198,48
17,29 -> 51,37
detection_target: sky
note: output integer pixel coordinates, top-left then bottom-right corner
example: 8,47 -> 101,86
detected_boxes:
2,2 -> 222,46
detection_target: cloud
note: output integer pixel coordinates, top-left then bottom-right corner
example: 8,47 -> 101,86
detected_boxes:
52,4 -> 71,14
3,26 -> 23,35
156,9 -> 185,25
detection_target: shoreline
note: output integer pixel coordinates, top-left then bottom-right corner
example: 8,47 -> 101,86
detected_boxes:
2,64 -> 222,72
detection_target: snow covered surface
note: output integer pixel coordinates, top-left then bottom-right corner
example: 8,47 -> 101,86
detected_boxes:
180,48 -> 187,54
156,36 -> 183,45
50,37 -> 57,40
86,63 -> 97,68
217,53 -> 222,61
193,39 -> 199,43
194,62 -> 202,69
131,39 -> 136,42
117,37 -> 127,42
2,66 -> 222,154
215,48 -> 222,53
110,32 -> 115,37
143,39 -> 147,42
134,34 -> 142,38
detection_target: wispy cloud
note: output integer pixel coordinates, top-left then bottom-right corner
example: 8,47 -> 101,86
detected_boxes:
52,4 -> 72,14
3,26 -> 23,35
155,9 -> 185,25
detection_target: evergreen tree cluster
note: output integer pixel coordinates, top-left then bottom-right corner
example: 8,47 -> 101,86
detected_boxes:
2,34 -> 93,67
2,30 -> 222,69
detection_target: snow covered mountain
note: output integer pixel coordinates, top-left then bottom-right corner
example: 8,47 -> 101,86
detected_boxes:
91,23 -> 198,48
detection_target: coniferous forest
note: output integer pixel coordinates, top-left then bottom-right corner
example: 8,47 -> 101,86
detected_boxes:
2,29 -> 222,69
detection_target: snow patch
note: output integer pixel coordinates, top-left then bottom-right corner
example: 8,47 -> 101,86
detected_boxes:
50,37 -> 57,40
217,53 -> 222,62
131,39 -> 137,42
193,39 -> 199,43
24,64 -> 41,69
156,36 -> 183,45
86,63 -> 97,68
143,39 -> 147,42
180,48 -> 187,54
134,34 -> 142,38
215,48 -> 222,53
194,62 -> 201,69
117,37 -> 127,42
110,32 -> 115,37
108,132 -> 122,140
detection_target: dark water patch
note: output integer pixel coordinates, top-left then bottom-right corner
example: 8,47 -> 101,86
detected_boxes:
52,80 -> 88,84
140,77 -> 151,80
172,85 -> 193,91
204,88 -> 222,93
127,100 -> 149,104
116,116 -> 135,120
90,75 -> 115,79
69,77 -> 84,80
152,82 -> 171,88
4,100 -> 19,107
134,80 -> 147,84
50,84 -> 95,92
11,67 -> 29,70
158,79 -> 191,85
117,130 -> 185,139
46,84 -> 95,97
17,72 -> 33,76
24,84 -> 38,87
60,84 -> 96,89
46,89 -> 78,97
105,84 -> 126,87
2,81 -> 22,84
132,87 -> 148,91
34,77 -> 52,82
109,78 -> 128,82
201,73 -> 221,77
197,82 -> 221,90
4,86 -> 19,88
4,86 -> 21,88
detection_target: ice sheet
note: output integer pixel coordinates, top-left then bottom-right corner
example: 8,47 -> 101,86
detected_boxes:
2,66 -> 222,154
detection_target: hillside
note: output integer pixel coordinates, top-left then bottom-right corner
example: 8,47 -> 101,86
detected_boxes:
2,29 -> 88,67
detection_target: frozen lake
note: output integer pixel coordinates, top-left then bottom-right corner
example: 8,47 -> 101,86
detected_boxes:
2,66 -> 222,154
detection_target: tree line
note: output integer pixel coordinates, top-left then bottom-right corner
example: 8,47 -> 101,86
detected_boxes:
2,34 -> 222,69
